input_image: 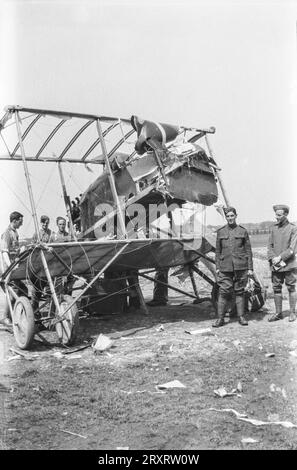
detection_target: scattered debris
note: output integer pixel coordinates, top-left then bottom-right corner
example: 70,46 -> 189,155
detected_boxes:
185,327 -> 214,336
66,354 -> 82,360
157,380 -> 186,390
289,350 -> 297,358
214,385 -> 242,398
241,437 -> 259,444
233,340 -> 241,347
6,355 -> 21,362
156,325 -> 164,332
110,327 -> 146,339
52,352 -> 64,359
209,408 -> 297,428
265,353 -> 275,358
237,381 -> 243,393
121,335 -> 148,341
93,334 -> 113,352
61,342 -> 92,355
9,348 -> 39,361
116,447 -> 129,450
269,383 -> 276,392
269,384 -> 287,398
61,430 -> 87,439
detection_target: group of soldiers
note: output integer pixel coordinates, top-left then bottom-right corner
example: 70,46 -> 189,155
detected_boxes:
0,203 -> 297,328
0,212 -> 71,325
146,204 -> 297,327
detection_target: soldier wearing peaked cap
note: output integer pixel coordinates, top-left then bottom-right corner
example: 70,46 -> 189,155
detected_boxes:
213,207 -> 253,328
267,204 -> 297,322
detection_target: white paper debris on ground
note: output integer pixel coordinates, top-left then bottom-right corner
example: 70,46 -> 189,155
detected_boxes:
209,408 -> 297,428
265,352 -> 275,358
61,430 -> 87,439
270,383 -> 276,392
241,437 -> 259,444
6,355 -> 21,362
237,381 -> 243,393
289,350 -> 297,358
116,447 -> 129,450
93,334 -> 113,352
156,325 -> 164,332
185,327 -> 213,335
208,408 -> 247,419
157,380 -> 186,390
66,354 -> 82,360
233,340 -> 241,347
214,386 -> 241,398
281,388 -> 287,399
52,351 -> 64,359
121,335 -> 148,341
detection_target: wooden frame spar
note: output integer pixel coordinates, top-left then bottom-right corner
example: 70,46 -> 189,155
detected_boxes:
0,105 -> 230,349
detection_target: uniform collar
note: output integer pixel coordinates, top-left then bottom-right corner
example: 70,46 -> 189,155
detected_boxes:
9,223 -> 17,232
275,218 -> 289,227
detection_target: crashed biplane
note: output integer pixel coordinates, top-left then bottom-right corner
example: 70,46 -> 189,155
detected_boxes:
0,105 -> 228,350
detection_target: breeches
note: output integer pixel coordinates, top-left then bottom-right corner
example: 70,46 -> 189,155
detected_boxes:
272,269 -> 297,293
217,270 -> 248,297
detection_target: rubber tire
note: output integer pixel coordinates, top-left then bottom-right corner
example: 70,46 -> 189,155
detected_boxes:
55,294 -> 79,346
13,296 -> 35,350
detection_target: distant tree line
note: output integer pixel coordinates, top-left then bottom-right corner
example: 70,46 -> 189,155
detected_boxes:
208,221 -> 275,235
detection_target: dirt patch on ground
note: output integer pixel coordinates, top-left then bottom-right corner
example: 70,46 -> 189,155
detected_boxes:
1,250 -> 297,450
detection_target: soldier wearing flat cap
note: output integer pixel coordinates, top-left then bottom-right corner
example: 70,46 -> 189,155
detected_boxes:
213,206 -> 253,328
267,204 -> 297,322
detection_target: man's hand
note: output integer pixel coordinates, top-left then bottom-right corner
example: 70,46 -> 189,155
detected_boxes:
247,270 -> 253,276
272,255 -> 282,265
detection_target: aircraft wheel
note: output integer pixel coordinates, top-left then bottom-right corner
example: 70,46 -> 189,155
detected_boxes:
13,296 -> 35,350
55,294 -> 79,346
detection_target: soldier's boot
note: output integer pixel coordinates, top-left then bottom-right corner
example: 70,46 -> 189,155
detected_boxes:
212,294 -> 228,328
268,293 -> 283,322
236,295 -> 248,326
288,291 -> 297,322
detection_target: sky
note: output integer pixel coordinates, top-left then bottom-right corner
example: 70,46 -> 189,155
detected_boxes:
0,0 -> 296,237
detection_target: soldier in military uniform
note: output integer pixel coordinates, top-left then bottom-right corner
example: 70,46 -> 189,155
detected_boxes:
267,204 -> 297,322
213,207 -> 253,327
0,211 -> 27,325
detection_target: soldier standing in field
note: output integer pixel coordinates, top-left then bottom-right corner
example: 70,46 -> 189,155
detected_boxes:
267,204 -> 297,322
0,211 -> 28,325
213,206 -> 253,328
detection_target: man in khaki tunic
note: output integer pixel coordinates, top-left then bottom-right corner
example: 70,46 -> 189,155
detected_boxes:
213,207 -> 253,328
0,211 -> 27,325
267,204 -> 297,322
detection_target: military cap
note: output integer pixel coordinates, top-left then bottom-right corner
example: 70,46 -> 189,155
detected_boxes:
273,204 -> 289,214
223,206 -> 237,215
